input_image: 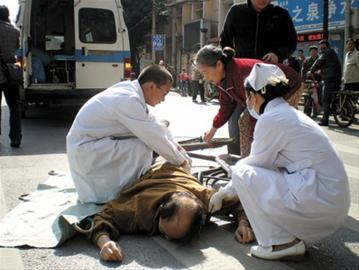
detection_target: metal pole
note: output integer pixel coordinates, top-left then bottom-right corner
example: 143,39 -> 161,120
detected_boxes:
163,34 -> 166,63
171,6 -> 176,68
323,0 -> 329,40
344,0 -> 352,43
152,0 -> 156,63
171,5 -> 177,87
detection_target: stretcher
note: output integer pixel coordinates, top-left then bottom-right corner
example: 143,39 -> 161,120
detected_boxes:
178,137 -> 242,188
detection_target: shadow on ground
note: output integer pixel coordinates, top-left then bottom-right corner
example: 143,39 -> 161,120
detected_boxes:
0,106 -> 80,156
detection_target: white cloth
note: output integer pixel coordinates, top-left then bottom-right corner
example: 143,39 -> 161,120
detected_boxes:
343,49 -> 359,84
0,172 -> 102,248
66,80 -> 186,203
221,98 -> 350,246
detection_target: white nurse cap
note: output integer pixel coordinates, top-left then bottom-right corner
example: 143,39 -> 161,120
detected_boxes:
244,63 -> 289,94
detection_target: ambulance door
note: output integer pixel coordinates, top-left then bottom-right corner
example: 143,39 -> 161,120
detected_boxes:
74,0 -> 129,89
18,0 -> 32,87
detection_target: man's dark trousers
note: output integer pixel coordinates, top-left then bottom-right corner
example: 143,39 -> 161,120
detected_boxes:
321,80 -> 340,124
0,83 -> 22,142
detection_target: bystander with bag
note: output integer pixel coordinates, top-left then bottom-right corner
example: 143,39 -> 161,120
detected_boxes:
0,5 -> 22,147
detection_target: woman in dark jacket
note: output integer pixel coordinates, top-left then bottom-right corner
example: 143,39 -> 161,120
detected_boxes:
195,45 -> 302,156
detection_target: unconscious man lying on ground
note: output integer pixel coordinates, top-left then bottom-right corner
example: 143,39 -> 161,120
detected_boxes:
76,162 -> 253,262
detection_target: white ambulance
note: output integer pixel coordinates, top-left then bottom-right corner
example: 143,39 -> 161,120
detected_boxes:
16,0 -> 131,114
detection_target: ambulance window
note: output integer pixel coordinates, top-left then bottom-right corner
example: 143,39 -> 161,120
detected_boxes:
79,8 -> 116,44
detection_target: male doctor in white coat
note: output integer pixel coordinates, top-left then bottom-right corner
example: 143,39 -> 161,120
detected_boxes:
209,63 -> 350,260
67,65 -> 191,204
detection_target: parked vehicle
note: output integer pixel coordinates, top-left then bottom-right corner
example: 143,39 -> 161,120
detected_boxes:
16,0 -> 131,116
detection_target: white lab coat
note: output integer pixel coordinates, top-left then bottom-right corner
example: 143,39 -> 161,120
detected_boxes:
222,98 -> 350,247
66,80 -> 186,203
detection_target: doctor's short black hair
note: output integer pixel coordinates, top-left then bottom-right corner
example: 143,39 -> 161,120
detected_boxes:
138,64 -> 173,87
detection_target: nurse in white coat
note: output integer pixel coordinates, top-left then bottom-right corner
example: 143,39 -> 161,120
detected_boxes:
209,63 -> 350,260
67,65 -> 190,204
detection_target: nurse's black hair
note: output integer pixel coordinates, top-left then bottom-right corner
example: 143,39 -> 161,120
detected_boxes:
195,45 -> 235,67
244,80 -> 289,102
138,64 -> 173,87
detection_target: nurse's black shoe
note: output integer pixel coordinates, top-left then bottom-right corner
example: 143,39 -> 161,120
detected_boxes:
250,239 -> 306,261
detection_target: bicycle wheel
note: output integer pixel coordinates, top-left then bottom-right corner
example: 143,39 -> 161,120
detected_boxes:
333,98 -> 355,127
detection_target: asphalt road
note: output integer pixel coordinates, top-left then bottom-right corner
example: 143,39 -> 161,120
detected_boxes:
1,92 -> 358,270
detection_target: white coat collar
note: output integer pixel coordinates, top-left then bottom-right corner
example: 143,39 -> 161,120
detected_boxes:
264,97 -> 286,113
133,79 -> 148,113
133,80 -> 144,101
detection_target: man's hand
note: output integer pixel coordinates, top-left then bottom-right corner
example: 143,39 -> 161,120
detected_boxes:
208,191 -> 226,213
177,144 -> 192,173
97,234 -> 123,262
235,221 -> 254,244
262,52 -> 279,64
180,159 -> 191,173
100,241 -> 123,262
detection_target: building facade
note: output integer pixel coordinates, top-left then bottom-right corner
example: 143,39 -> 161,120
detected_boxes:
145,0 -> 359,80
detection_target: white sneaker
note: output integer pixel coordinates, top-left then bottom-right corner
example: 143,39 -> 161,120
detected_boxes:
250,240 -> 306,260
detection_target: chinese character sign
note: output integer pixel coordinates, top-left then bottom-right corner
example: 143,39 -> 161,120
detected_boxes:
272,0 -> 359,32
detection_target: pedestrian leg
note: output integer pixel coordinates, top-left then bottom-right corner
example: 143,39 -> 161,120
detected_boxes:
192,81 -> 199,102
199,83 -> 205,103
184,81 -> 188,96
239,109 -> 254,157
228,104 -> 244,155
321,81 -> 333,124
3,84 -> 22,146
188,81 -> 193,96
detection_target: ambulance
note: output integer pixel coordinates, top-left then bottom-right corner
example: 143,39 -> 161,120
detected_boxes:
16,0 -> 131,114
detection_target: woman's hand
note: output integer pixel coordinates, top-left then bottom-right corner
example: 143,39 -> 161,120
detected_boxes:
97,235 -> 124,262
203,127 -> 217,143
262,52 -> 279,64
235,221 -> 254,244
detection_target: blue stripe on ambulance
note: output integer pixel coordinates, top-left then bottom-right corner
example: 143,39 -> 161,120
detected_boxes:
74,50 -> 131,62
